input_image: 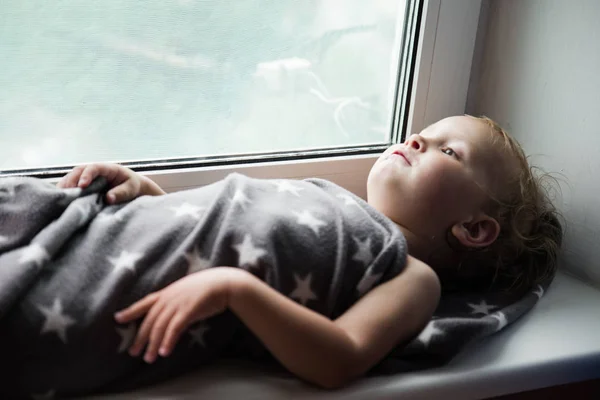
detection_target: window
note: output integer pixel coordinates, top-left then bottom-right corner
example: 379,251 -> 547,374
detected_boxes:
0,0 -> 422,178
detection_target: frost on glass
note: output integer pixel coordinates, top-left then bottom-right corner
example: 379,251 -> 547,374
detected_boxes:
0,0 -> 406,169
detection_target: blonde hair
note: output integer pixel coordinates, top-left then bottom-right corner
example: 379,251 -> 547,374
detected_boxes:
445,115 -> 563,295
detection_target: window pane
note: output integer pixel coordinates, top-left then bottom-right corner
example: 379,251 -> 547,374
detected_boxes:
1,0 -> 409,171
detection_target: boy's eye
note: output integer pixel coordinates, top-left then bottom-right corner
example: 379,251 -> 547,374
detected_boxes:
442,147 -> 458,158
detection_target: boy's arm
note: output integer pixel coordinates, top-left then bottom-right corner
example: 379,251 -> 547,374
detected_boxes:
229,255 -> 441,389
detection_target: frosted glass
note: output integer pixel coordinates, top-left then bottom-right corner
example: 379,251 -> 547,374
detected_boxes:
0,0 -> 407,170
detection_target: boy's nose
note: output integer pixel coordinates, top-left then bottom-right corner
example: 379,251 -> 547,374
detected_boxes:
406,134 -> 426,151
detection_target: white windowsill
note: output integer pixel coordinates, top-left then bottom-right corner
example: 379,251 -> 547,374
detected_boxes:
143,153 -> 380,200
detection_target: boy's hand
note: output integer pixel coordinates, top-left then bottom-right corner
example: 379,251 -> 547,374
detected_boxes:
114,267 -> 249,364
57,163 -> 152,204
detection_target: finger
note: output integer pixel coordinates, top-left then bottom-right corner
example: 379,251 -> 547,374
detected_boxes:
80,163 -> 127,188
56,174 -> 69,189
76,166 -> 99,188
106,180 -> 139,205
77,164 -> 110,188
145,306 -> 177,363
129,301 -> 165,357
114,293 -> 159,324
160,312 -> 189,357
57,166 -> 85,188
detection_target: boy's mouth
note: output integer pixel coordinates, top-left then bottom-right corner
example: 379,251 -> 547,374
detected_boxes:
391,150 -> 411,166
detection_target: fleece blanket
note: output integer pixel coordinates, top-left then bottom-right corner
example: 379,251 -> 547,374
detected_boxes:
0,173 -> 552,399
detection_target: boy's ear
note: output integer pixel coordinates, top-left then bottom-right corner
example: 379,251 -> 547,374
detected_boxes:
451,214 -> 500,249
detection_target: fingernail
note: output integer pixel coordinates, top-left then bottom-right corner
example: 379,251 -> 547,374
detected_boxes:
159,347 -> 168,357
144,353 -> 154,363
114,312 -> 122,321
78,178 -> 88,187
107,193 -> 116,203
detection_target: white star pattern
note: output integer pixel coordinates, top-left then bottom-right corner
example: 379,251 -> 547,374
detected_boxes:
467,300 -> 497,315
37,298 -> 76,344
116,323 -> 137,353
533,285 -> 544,299
491,312 -> 508,332
233,234 -> 266,269
184,246 -> 212,275
189,324 -> 210,347
19,243 -> 50,268
31,389 -> 56,400
357,271 -> 383,297
231,189 -> 251,208
352,236 -> 373,266
289,273 -> 319,306
293,210 -> 326,236
170,202 -> 205,219
417,321 -> 444,347
337,193 -> 359,207
108,250 -> 144,273
272,180 -> 304,196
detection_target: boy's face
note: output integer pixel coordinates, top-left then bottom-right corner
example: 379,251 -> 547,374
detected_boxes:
367,116 -> 501,239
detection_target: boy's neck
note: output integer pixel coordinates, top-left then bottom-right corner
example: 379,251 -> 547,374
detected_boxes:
395,224 -> 453,271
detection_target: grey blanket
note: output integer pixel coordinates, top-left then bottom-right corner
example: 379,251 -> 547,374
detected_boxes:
0,173 -> 406,398
0,173 -> 552,399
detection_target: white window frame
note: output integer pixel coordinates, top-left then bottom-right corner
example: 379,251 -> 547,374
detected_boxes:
45,0 -> 482,200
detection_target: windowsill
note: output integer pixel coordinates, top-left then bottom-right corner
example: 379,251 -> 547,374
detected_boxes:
45,153 -> 380,200
149,154 -> 379,197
